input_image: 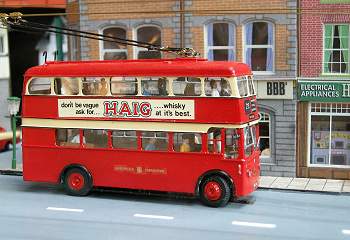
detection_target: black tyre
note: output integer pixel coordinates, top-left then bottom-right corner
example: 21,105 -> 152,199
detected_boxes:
63,168 -> 92,196
199,176 -> 231,207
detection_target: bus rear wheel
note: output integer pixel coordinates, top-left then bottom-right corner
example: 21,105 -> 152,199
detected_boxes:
199,176 -> 231,207
63,168 -> 92,196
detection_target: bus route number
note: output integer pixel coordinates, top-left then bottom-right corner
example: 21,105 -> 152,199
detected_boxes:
266,82 -> 287,96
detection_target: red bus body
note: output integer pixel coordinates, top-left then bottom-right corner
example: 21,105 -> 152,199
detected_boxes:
21,58 -> 260,205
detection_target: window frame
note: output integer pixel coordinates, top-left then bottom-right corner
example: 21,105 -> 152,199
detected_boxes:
259,112 -> 271,159
99,26 -> 128,60
133,25 -> 162,59
205,22 -> 236,61
243,21 -> 275,74
322,24 -> 349,75
308,102 -> 350,168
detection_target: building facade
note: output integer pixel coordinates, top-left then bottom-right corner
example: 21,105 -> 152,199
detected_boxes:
0,0 -> 66,131
0,27 -> 10,129
298,0 -> 350,179
67,0 -> 298,177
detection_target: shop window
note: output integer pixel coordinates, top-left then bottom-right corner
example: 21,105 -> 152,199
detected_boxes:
112,130 -> 137,150
111,77 -> 137,95
323,25 -> 349,74
310,103 -> 350,167
225,128 -> 239,159
54,77 -> 80,95
141,131 -> 168,151
173,132 -> 202,152
208,128 -> 222,153
56,128 -> 81,147
82,77 -> 109,95
173,77 -> 201,96
245,21 -> 274,72
259,112 -> 271,158
206,22 -> 235,61
204,78 -> 231,97
28,78 -> 51,95
135,26 -> 161,59
141,77 -> 168,96
101,27 -> 127,60
83,129 -> 108,148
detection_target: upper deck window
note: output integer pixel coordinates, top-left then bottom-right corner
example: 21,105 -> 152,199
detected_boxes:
173,77 -> 201,96
28,78 -> 51,95
245,21 -> 274,72
247,76 -> 255,95
135,26 -> 161,59
206,22 -> 235,61
101,27 -> 127,60
54,77 -> 79,95
205,78 -> 232,97
111,77 -> 137,96
82,77 -> 109,96
141,77 -> 168,96
237,76 -> 249,97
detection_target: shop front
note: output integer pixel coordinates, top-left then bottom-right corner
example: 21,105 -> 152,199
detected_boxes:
297,80 -> 350,179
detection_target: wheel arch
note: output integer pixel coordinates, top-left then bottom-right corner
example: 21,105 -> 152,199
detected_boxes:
195,170 -> 235,197
59,164 -> 93,185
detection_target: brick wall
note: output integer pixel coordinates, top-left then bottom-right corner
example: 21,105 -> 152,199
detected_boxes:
300,0 -> 350,77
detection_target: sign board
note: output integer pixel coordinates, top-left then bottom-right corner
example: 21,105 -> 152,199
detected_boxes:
58,99 -> 195,120
256,80 -> 294,99
298,81 -> 350,102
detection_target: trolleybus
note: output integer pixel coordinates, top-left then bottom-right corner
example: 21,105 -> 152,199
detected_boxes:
22,58 -> 260,207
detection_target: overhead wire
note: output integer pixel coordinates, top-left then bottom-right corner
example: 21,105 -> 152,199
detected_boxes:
2,13 -> 199,57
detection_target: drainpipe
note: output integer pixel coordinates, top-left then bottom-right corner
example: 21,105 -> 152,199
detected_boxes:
180,0 -> 185,48
53,17 -> 64,61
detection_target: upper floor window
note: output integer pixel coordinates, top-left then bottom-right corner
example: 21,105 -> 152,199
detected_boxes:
245,22 -> 274,72
323,24 -> 349,74
135,26 -> 161,59
206,22 -> 235,61
101,27 -> 127,60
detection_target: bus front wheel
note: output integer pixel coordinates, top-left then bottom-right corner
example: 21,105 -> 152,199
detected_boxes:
199,176 -> 231,207
63,168 -> 92,196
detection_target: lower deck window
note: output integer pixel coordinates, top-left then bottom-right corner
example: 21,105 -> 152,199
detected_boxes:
173,132 -> 202,152
141,131 -> 168,151
208,128 -> 222,153
83,129 -> 108,148
112,130 -> 137,149
56,128 -> 80,147
225,129 -> 239,159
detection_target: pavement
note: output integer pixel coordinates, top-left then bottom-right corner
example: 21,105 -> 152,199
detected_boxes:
0,145 -> 349,194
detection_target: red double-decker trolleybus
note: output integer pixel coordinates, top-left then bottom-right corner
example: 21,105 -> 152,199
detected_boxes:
21,58 -> 260,207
